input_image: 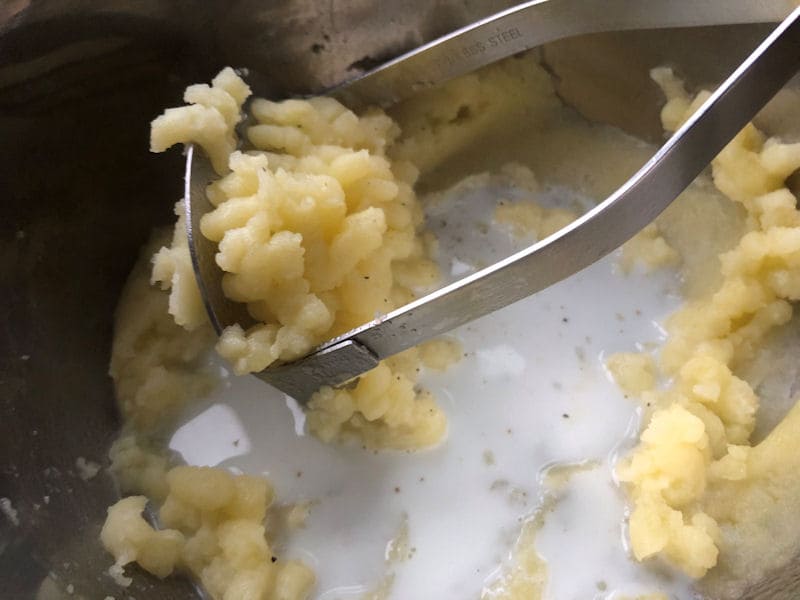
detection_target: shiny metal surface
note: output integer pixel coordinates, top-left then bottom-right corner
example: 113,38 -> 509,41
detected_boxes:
188,6 -> 800,403
334,0 -> 795,109
2,1 -> 800,599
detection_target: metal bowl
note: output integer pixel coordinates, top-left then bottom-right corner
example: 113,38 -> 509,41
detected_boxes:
0,2 -> 795,598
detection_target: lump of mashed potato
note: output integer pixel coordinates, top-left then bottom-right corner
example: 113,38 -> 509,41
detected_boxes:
101,495 -> 184,585
151,67 -> 251,175
101,462 -> 314,600
306,347 -> 447,449
152,67 -> 434,371
613,67 -> 800,581
149,67 -> 449,451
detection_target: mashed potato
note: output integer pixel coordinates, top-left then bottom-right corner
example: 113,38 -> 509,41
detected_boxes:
110,231 -> 216,431
612,67 -> 800,582
102,463 -> 314,600
103,65 -> 473,597
388,54 -> 561,179
104,53 -> 800,599
150,67 -> 449,451
107,208 -> 315,599
619,223 -> 681,274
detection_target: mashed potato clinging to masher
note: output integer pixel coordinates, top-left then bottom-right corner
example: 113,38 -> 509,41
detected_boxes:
150,67 -> 450,451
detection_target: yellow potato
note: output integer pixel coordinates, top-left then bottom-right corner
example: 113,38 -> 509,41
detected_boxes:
615,68 -> 800,580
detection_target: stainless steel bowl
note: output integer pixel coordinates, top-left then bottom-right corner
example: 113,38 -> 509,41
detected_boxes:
0,2 -> 795,598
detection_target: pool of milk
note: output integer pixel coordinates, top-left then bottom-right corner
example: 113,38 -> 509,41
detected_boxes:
170,177 -> 693,599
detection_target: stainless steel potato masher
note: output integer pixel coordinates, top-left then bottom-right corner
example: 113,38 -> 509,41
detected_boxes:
186,0 -> 800,401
